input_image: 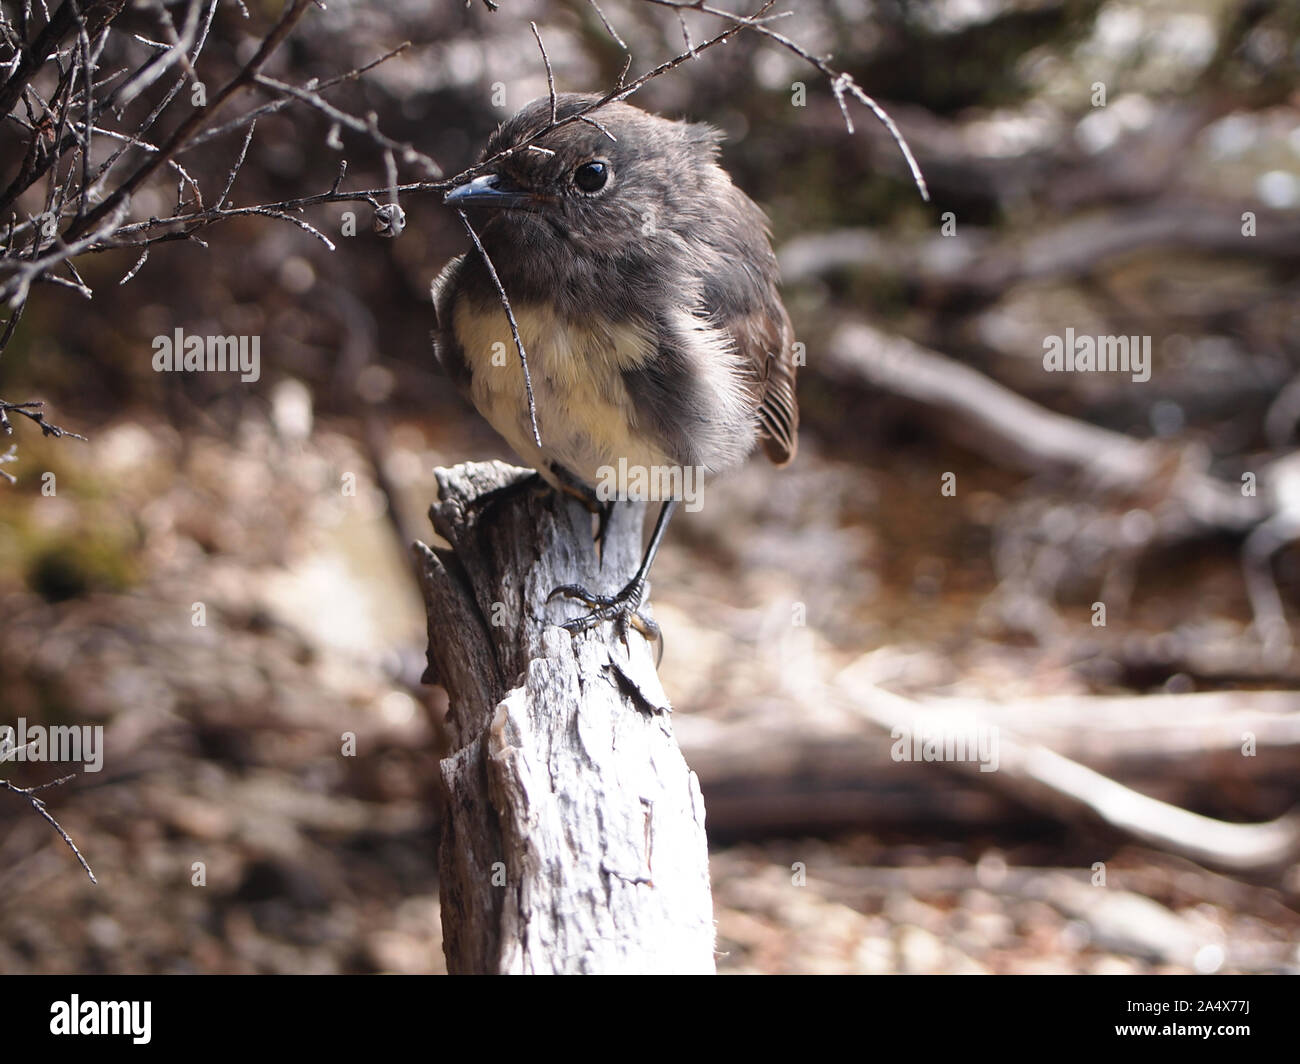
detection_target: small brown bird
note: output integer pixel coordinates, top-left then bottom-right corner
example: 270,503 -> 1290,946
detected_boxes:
433,93 -> 797,645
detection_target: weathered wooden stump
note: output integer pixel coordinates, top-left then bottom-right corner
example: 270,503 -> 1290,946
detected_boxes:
414,461 -> 715,974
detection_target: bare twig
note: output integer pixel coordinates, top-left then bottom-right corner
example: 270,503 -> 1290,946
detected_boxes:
833,75 -> 929,202
251,73 -> 442,177
587,0 -> 629,50
0,399 -> 87,440
181,41 -> 413,152
677,9 -> 695,56
1,775 -> 97,884
216,121 -> 256,209
456,210 -> 541,448
118,246 -> 148,285
530,22 -> 558,126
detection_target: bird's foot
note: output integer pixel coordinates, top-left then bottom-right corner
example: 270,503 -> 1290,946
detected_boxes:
548,577 -> 662,657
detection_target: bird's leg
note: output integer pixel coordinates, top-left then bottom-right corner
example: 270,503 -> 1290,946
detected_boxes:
547,462 -> 615,550
547,461 -> 600,510
593,499 -> 615,549
549,499 -> 677,658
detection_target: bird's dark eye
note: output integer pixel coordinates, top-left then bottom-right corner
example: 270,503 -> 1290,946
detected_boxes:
573,161 -> 609,193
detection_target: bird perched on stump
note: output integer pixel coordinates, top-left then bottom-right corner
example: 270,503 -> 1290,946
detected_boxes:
434,93 -> 798,651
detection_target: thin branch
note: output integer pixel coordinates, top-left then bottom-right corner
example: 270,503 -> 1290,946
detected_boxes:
0,298 -> 24,355
677,10 -> 695,56
251,73 -> 442,177
262,208 -> 336,251
834,75 -> 929,202
118,246 -> 147,285
1,775 -> 97,884
0,399 -> 87,440
181,41 -> 413,152
71,0 -> 94,221
577,114 -> 618,141
216,120 -> 256,209
95,179 -> 446,247
587,0 -> 628,50
530,21 -> 558,126
457,209 -> 541,448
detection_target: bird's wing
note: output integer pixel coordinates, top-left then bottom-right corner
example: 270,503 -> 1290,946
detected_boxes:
430,253 -> 472,390
729,295 -> 798,466
705,185 -> 799,467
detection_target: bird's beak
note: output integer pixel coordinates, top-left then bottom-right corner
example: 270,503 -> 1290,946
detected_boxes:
444,173 -> 537,209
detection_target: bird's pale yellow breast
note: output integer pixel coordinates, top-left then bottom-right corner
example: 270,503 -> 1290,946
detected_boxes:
454,301 -> 654,381
452,299 -> 672,485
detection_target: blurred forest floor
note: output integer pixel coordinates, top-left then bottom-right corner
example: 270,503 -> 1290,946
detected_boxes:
2,0 -> 1299,972
2,408 -> 1296,973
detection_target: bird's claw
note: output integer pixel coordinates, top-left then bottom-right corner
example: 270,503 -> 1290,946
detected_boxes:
548,581 -> 662,649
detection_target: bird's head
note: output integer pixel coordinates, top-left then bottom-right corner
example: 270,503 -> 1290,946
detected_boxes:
445,94 -> 726,258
